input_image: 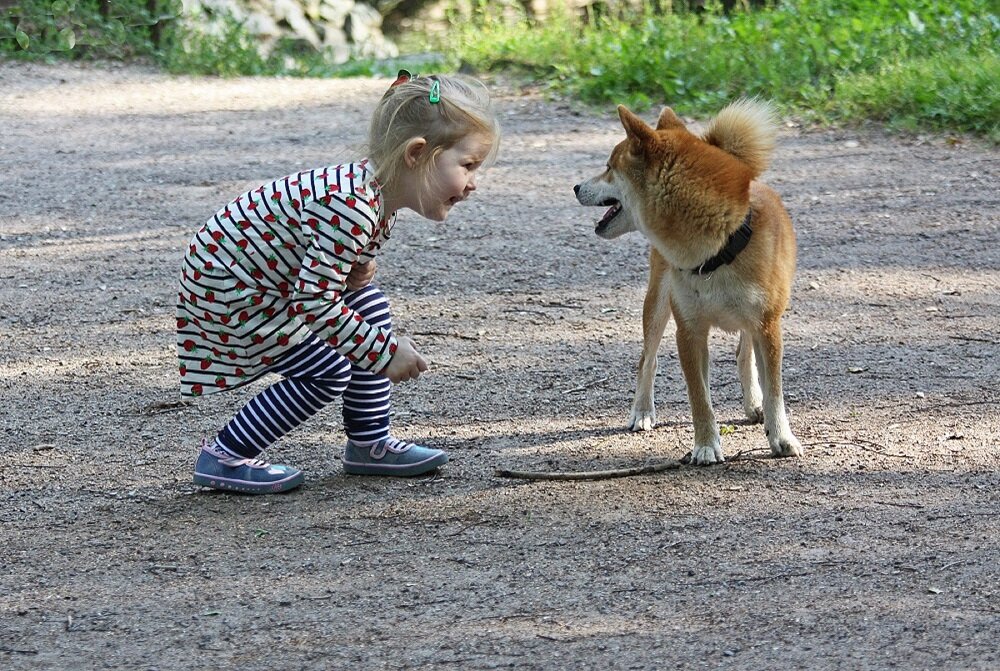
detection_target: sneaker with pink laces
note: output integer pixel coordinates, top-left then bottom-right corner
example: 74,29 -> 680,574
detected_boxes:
193,439 -> 304,494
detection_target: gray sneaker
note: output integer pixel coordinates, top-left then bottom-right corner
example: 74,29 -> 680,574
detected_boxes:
193,439 -> 304,494
342,437 -> 448,477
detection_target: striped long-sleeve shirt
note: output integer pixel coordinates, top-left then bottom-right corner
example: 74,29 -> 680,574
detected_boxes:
176,160 -> 398,397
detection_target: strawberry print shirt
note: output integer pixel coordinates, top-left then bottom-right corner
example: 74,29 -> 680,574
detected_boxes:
176,160 -> 398,397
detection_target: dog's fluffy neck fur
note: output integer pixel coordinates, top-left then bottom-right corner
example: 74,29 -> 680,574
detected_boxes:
628,102 -> 775,271
635,142 -> 753,270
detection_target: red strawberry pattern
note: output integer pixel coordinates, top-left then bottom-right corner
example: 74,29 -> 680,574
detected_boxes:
177,160 -> 397,398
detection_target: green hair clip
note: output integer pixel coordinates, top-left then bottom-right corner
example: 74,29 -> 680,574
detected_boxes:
429,79 -> 441,104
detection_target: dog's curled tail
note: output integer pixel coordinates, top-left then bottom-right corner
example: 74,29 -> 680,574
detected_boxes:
703,98 -> 777,177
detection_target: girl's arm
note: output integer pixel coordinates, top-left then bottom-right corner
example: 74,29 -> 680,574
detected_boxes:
294,186 -> 397,373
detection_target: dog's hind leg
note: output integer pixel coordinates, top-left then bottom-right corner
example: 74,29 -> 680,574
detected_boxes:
628,250 -> 672,431
752,318 -> 802,458
675,319 -> 723,464
737,331 -> 764,424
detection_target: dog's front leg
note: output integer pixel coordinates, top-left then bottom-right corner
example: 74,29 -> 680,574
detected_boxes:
752,319 -> 803,458
628,251 -> 672,431
675,319 -> 723,464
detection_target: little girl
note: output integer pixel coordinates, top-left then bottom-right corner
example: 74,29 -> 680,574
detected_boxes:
177,72 -> 500,494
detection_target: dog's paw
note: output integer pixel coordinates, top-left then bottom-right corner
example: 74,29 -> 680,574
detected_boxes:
770,435 -> 803,458
690,443 -> 725,465
743,403 -> 764,424
627,408 -> 656,432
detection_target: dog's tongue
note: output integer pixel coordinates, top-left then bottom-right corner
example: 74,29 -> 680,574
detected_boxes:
599,203 -> 621,225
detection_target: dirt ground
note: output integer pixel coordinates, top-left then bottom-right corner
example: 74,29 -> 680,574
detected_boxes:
0,60 -> 997,670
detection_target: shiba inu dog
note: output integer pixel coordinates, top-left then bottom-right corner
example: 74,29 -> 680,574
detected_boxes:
574,99 -> 802,465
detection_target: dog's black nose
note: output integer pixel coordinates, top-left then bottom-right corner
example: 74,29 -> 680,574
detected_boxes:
573,184 -> 580,195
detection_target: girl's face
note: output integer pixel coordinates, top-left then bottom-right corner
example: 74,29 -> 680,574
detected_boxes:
414,133 -> 495,222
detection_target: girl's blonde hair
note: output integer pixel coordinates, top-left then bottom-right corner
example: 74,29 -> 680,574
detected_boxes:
367,74 -> 500,191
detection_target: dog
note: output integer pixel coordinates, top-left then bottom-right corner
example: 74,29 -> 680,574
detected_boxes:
574,99 -> 802,465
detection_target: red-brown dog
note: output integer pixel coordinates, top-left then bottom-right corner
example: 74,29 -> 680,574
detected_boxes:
575,100 -> 801,464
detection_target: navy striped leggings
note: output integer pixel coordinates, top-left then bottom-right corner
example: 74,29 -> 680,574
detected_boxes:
216,285 -> 393,458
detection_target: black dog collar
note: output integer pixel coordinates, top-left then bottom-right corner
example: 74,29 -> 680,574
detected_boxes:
691,210 -> 753,275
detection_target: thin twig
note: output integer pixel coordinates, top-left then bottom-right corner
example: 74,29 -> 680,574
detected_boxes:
447,519 -> 490,537
851,436 -> 918,458
803,440 -> 912,459
0,646 -> 38,655
872,500 -> 924,509
470,611 -> 563,622
937,560 -> 964,572
726,448 -> 771,461
496,459 -> 683,481
561,376 -> 609,394
413,330 -> 480,341
494,447 -> 777,481
913,399 -> 997,413
139,400 -> 192,415
947,335 -> 999,345
683,571 -> 814,586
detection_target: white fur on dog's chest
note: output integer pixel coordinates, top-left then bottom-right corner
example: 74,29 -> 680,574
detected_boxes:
670,270 -> 765,331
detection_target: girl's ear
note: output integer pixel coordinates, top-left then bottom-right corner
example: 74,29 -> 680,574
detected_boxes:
403,137 -> 428,168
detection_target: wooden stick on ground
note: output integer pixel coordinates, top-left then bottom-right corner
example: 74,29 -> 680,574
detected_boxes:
495,449 -> 774,481
495,459 -> 685,481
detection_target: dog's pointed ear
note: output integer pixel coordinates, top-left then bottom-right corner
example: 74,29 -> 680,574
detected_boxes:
618,105 -> 654,145
655,106 -> 685,131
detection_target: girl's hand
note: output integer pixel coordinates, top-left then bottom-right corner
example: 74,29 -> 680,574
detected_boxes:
382,336 -> 428,383
347,260 -> 377,291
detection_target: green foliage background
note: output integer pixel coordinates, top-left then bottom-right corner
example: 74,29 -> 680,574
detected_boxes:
0,0 -> 167,58
2,0 -> 997,140
435,0 -> 999,139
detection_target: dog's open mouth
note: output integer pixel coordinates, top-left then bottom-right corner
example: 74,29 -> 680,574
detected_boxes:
595,199 -> 622,232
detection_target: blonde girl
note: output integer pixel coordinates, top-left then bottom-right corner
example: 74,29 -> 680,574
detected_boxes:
177,72 -> 500,493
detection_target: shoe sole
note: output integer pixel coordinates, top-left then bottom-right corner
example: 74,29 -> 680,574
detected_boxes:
342,452 -> 449,477
193,470 -> 304,494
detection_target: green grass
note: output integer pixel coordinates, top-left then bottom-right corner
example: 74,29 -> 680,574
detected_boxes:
433,0 -> 999,140
3,0 -> 997,140
835,49 -> 1000,142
